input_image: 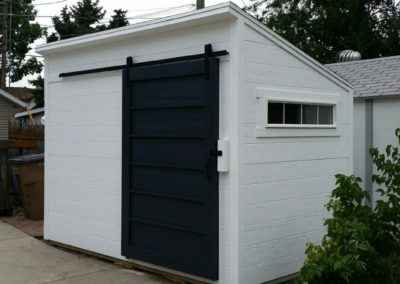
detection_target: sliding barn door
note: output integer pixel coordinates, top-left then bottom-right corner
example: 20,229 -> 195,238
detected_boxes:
122,57 -> 220,280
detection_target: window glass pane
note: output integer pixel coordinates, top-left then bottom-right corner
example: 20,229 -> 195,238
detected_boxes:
319,106 -> 333,124
285,103 -> 301,124
268,102 -> 283,124
302,105 -> 318,124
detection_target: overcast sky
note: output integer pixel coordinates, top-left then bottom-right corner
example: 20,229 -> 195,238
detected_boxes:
12,0 -> 247,87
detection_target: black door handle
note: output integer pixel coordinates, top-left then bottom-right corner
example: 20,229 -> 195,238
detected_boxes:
210,149 -> 223,157
204,148 -> 222,180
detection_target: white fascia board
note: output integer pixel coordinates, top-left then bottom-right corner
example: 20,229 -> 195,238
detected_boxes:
15,107 -> 44,118
35,2 -> 235,55
0,89 -> 28,108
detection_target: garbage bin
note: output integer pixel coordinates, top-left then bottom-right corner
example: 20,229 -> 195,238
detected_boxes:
9,154 -> 44,220
0,149 -> 11,216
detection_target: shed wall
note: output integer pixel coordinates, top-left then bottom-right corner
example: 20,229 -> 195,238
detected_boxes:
372,98 -> 400,157
353,98 -> 400,204
371,98 -> 400,201
237,23 -> 353,284
44,19 -> 239,284
353,101 -> 367,189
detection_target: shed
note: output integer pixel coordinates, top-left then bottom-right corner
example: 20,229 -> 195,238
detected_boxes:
328,56 -> 400,205
37,3 -> 353,284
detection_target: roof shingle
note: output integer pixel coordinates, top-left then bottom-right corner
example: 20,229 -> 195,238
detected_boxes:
326,55 -> 400,98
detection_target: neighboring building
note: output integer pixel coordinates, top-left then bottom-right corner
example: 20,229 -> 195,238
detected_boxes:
0,89 -> 28,141
14,107 -> 44,127
37,3 -> 353,284
327,56 -> 400,204
5,87 -> 35,106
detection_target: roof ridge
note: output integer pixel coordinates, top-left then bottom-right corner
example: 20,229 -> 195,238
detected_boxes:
327,54 -> 400,66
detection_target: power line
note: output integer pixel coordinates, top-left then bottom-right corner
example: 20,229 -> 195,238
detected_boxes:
1,0 -> 8,88
8,0 -> 11,87
33,0 -> 67,6
0,12 -> 161,20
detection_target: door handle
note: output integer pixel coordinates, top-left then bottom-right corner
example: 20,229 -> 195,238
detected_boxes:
204,148 -> 221,180
210,149 -> 223,157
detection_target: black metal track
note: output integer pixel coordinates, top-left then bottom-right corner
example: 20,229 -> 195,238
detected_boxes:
59,49 -> 229,78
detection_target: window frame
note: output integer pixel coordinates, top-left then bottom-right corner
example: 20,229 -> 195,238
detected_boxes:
266,99 -> 336,129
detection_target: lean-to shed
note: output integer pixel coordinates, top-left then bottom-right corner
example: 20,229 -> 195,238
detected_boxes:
37,3 -> 353,283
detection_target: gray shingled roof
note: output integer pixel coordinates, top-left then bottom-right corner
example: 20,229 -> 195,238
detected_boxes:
326,55 -> 400,98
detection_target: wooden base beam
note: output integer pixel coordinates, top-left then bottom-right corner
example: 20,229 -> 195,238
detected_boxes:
45,240 -> 209,284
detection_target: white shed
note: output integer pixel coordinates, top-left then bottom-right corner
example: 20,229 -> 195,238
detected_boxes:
37,3 -> 353,284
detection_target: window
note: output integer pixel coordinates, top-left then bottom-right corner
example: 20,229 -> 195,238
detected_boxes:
268,102 -> 284,124
319,105 -> 334,125
267,101 -> 334,127
285,103 -> 301,124
302,105 -> 318,124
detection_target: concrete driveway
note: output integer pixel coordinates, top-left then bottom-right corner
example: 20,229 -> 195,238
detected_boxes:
0,221 -> 169,284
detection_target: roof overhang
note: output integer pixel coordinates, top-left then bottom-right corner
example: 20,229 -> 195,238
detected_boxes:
354,94 -> 400,101
14,107 -> 44,119
36,2 -> 236,55
0,89 -> 29,108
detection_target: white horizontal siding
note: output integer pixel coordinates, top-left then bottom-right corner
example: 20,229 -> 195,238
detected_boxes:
46,20 -> 232,83
371,98 -> 400,202
373,98 -> 400,149
44,18 -> 238,284
237,24 -> 353,284
353,101 -> 367,189
354,98 -> 400,204
0,97 -> 17,140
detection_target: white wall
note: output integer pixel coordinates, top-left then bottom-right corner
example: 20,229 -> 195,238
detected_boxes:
236,22 -> 353,284
44,18 -> 239,284
373,98 -> 400,156
353,101 -> 367,188
353,98 -> 400,204
372,98 -> 400,201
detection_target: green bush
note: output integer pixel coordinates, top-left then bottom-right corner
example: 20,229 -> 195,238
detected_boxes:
299,129 -> 400,284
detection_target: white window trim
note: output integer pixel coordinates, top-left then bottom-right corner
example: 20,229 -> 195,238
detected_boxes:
265,97 -> 337,129
266,123 -> 337,129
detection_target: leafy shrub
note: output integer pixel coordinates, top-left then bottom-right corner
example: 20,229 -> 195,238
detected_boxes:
299,129 -> 400,284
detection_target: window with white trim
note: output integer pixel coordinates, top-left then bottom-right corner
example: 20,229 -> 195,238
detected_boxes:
267,101 -> 335,127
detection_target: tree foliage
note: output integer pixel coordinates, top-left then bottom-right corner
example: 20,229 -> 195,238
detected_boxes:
29,76 -> 44,108
7,0 -> 44,82
108,9 -> 129,30
42,1 -> 130,106
299,129 -> 400,283
47,1 -> 129,42
246,0 -> 400,63
47,0 -> 106,41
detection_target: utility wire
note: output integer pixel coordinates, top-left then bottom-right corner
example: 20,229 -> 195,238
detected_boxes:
33,0 -> 67,6
8,0 -> 11,87
0,12 -> 162,20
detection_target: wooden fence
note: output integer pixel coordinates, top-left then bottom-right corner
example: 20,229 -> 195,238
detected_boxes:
8,121 -> 44,150
0,120 -> 45,216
